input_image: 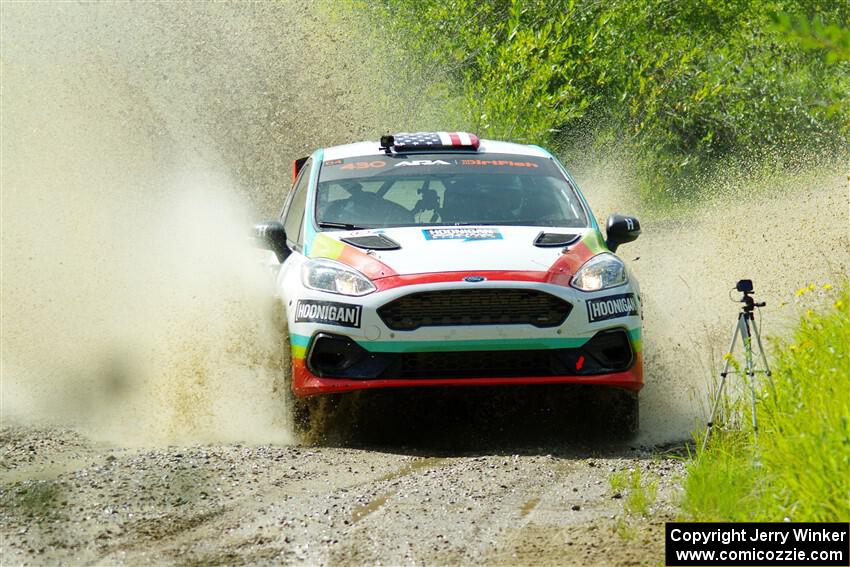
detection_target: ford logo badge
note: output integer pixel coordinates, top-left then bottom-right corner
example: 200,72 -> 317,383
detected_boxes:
463,276 -> 486,283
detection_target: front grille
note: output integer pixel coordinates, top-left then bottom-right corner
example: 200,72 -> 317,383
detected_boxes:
377,289 -> 572,331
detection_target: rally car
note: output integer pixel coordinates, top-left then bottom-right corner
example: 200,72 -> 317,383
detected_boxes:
255,132 -> 643,432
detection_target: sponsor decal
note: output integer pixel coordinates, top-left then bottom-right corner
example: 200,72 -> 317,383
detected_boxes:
459,159 -> 539,168
423,228 -> 503,241
295,300 -> 362,328
394,159 -> 450,167
340,160 -> 386,170
586,293 -> 638,323
323,159 -> 343,167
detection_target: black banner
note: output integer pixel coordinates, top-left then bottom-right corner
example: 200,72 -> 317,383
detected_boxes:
294,300 -> 362,328
666,522 -> 849,566
586,292 -> 638,322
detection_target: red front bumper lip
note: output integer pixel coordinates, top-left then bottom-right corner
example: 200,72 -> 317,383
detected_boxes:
291,354 -> 643,397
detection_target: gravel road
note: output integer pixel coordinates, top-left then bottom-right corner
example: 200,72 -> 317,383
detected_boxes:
2,398 -> 686,566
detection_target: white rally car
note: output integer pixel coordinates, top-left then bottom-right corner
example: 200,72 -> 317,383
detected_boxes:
255,132 -> 643,432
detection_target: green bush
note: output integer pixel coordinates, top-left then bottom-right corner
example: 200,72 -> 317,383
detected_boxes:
363,0 -> 850,201
682,284 -> 850,521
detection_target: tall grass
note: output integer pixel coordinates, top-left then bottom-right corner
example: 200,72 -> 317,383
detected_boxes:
682,283 -> 850,521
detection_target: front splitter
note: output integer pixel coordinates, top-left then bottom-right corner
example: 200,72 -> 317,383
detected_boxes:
291,353 -> 643,397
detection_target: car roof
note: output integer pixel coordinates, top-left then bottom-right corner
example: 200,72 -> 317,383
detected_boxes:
321,138 -> 550,161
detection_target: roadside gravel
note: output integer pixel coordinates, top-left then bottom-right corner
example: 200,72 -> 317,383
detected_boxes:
1,422 -> 685,566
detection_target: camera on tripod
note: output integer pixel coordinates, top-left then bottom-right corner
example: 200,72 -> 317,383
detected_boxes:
702,278 -> 773,451
736,279 -> 766,311
736,279 -> 753,293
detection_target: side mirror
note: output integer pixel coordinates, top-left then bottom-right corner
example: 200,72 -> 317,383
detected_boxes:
253,220 -> 290,262
605,214 -> 641,252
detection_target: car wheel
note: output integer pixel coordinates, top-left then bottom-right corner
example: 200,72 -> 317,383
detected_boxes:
288,390 -> 313,435
275,300 -> 311,439
584,387 -> 639,438
279,354 -> 317,439
609,388 -> 639,437
288,391 -> 343,444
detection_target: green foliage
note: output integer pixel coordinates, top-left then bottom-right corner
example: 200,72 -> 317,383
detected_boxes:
683,284 -> 850,521
772,11 -> 850,63
681,431 -> 764,520
609,468 -> 658,517
756,285 -> 850,520
364,0 -> 850,201
770,11 -> 850,120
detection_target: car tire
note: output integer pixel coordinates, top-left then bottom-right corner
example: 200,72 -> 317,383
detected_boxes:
583,386 -> 639,438
610,388 -> 639,437
288,391 -> 313,435
275,300 -> 312,440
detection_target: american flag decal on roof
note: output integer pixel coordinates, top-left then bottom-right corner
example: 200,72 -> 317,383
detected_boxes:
391,131 -> 480,151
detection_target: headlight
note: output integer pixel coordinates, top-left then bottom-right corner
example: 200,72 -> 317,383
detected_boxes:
571,253 -> 627,291
302,259 -> 376,296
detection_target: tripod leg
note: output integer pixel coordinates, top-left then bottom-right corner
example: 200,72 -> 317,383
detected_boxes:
702,315 -> 742,452
742,316 -> 759,438
751,319 -> 775,393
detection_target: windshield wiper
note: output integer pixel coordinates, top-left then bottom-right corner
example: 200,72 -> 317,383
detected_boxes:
318,221 -> 373,231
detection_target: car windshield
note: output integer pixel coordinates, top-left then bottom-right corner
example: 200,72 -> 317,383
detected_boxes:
315,153 -> 589,229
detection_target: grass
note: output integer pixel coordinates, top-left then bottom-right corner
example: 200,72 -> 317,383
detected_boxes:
682,283 -> 850,521
609,468 -> 659,543
609,468 -> 658,517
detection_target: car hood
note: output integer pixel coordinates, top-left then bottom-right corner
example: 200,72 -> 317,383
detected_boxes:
307,226 -> 606,278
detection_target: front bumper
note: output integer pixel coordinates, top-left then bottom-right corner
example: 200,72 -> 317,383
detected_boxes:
307,328 -> 635,378
291,353 -> 643,396
287,278 -> 644,396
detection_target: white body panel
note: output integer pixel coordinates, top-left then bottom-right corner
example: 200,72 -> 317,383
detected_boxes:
327,226 -> 584,275
272,229 -> 641,350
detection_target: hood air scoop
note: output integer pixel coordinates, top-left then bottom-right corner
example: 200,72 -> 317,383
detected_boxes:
533,232 -> 581,247
340,234 -> 401,250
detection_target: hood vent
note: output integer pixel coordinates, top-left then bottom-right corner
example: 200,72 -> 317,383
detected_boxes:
533,232 -> 581,247
340,234 -> 401,250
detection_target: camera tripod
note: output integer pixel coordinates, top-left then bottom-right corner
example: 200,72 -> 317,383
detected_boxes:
702,282 -> 773,452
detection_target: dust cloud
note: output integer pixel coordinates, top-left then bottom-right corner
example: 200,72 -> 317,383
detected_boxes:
575,158 -> 849,443
2,2 -> 846,447
0,2 -> 448,444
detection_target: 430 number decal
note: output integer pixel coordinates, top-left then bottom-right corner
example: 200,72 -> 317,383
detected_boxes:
340,160 -> 386,170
